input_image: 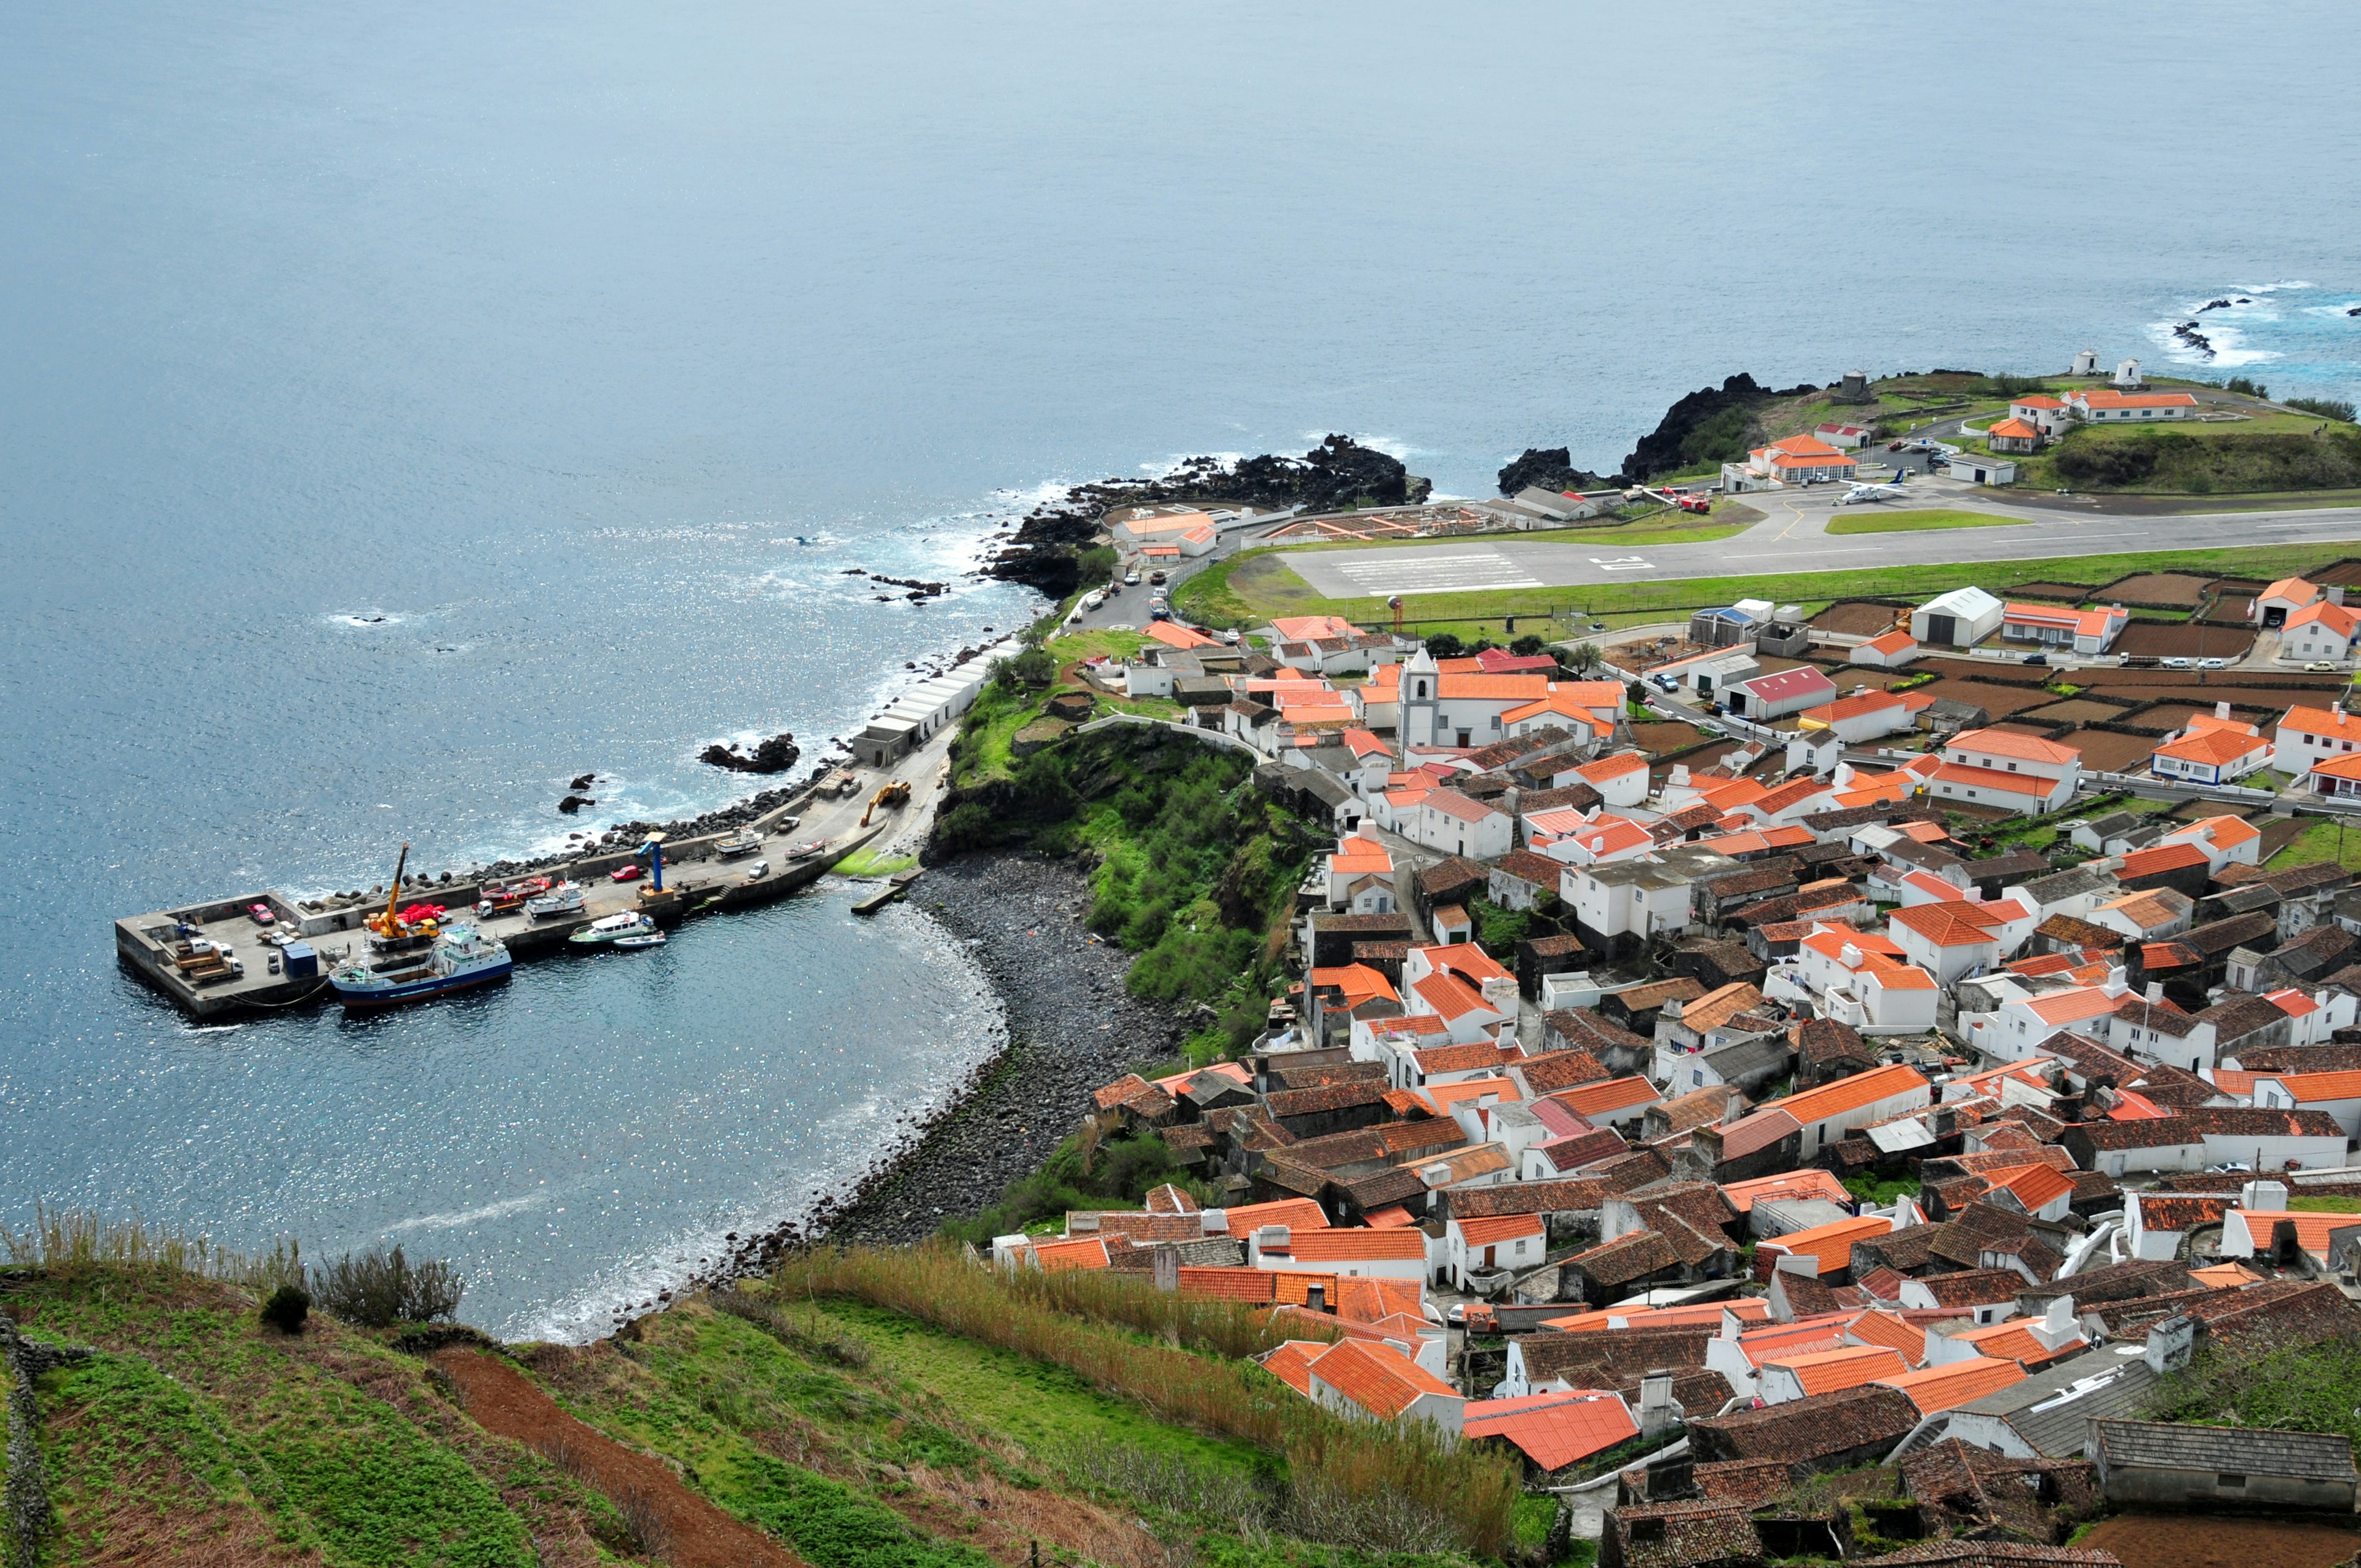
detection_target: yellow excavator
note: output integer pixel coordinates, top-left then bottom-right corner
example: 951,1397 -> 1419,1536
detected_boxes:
859,780 -> 911,827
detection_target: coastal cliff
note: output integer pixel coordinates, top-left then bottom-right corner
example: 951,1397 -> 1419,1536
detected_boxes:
987,434 -> 1427,595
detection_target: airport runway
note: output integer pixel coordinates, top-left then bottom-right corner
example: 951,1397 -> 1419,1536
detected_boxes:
1279,486 -> 2361,599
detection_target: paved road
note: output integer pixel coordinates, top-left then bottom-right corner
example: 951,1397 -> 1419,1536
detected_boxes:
1281,484 -> 2361,600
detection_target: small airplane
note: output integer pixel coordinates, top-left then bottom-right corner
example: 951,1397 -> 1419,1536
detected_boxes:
1837,480 -> 1908,505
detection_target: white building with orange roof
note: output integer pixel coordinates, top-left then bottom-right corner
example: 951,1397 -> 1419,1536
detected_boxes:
1109,507 -> 1220,556
1409,786 -> 1514,861
1763,1062 -> 1932,1159
1926,728 -> 2081,814
2277,699 -> 2361,777
2251,577 -> 2325,628
1400,943 -> 1519,1046
1795,688 -> 1919,746
1322,826 -> 1388,911
1267,614 -> 1364,642
2062,387 -> 2201,422
1850,628 -> 1921,669
1966,983 -> 2122,1063
2000,601 -> 2128,655
2284,599 -> 2361,665
1570,750 -> 1651,809
1888,899 -> 2033,984
1297,1338 -> 1465,1436
1541,814 -> 1656,868
2149,707 -> 2272,785
2007,393 -> 2072,436
1984,417 -> 2045,455
1735,432 -> 1860,488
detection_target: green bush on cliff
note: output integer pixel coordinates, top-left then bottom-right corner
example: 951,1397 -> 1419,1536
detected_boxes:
943,1130 -> 1204,1243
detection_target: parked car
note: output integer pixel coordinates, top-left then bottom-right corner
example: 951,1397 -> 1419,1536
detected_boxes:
609,864 -> 642,883
2197,657 -> 2229,670
1083,589 -> 1107,610
2022,653 -> 2047,666
247,902 -> 276,925
1123,570 -> 1141,585
1150,604 -> 1171,621
1653,674 -> 1679,692
2162,656 -> 2195,669
1149,569 -> 1168,585
745,860 -> 770,880
1222,628 -> 1241,645
2308,661 -> 2343,673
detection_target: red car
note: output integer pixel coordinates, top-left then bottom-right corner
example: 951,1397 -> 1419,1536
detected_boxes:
248,903 -> 275,924
609,864 -> 642,883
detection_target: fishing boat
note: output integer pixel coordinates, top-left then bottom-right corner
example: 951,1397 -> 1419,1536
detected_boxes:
331,844 -> 513,1008
785,838 -> 831,861
714,829 -> 762,858
526,881 -> 586,919
568,911 -> 658,947
611,931 -> 666,950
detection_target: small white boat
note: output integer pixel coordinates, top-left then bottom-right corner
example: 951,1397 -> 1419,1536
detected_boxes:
526,881 -> 587,919
714,829 -> 762,858
611,932 -> 666,950
568,911 -> 658,947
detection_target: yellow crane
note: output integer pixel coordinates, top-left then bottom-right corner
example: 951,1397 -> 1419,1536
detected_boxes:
366,842 -> 413,938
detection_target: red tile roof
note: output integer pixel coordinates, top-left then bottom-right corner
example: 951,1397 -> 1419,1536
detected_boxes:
1307,1339 -> 1460,1418
1462,1390 -> 1639,1470
1877,1355 -> 2026,1416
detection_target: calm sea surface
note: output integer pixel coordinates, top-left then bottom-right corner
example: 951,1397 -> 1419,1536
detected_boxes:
4,2 -> 2357,1336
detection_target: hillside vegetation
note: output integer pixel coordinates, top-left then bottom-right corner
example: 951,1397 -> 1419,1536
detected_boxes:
0,1226 -> 1530,1568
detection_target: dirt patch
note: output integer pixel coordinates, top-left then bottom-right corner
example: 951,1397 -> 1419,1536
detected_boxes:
1912,680 -> 2059,717
2010,580 -> 2095,601
2261,817 -> 2314,859
1916,656 -> 2049,686
2051,728 -> 2168,771
2310,558 -> 2361,587
432,1349 -> 804,1568
2024,698 -> 2138,725
2215,594 -> 2258,621
2113,622 -> 2258,659
2098,572 -> 2217,607
2080,1511 -> 2361,1568
1811,601 -> 1905,636
2125,701 -> 2279,734
1652,740 -> 1750,779
1630,720 -> 1714,756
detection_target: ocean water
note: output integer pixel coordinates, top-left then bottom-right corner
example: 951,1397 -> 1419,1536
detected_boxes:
4,1 -> 2358,1336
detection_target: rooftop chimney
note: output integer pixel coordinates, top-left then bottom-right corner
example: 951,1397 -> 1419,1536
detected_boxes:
1306,1282 -> 1329,1314
2241,1178 -> 2289,1211
1638,1369 -> 1679,1436
2144,1313 -> 2197,1374
1481,975 -> 1519,1013
1257,1224 -> 1292,1253
2215,700 -> 2231,721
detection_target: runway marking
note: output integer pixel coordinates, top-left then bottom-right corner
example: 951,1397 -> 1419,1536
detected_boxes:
1588,556 -> 1655,572
1332,551 -> 1544,594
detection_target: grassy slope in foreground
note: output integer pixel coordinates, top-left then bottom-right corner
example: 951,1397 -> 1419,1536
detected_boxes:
1,1255 -> 1533,1568
1822,508 -> 2027,536
1175,538 -> 2361,634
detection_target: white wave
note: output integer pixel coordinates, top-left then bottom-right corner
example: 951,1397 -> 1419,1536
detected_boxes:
1300,431 -> 1422,462
390,1192 -> 551,1232
1136,450 -> 1249,477
2233,280 -> 2314,294
2145,317 -> 2279,369
330,609 -> 408,628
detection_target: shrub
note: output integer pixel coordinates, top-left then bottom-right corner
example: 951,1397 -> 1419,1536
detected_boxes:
773,1245 -> 1519,1556
309,1243 -> 464,1327
2226,376 -> 2269,399
2288,396 -> 2357,423
259,1282 -> 311,1334
1422,632 -> 1465,659
1509,633 -> 1548,657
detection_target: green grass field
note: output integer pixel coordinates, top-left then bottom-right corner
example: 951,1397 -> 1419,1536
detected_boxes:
2268,816 -> 2361,872
1174,538 -> 2361,642
832,848 -> 919,878
1822,509 -> 2028,536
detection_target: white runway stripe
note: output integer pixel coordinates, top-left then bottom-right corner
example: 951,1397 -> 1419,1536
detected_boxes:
1333,551 -> 1544,594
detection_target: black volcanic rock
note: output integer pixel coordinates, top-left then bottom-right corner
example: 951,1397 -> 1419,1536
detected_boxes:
558,795 -> 593,814
1497,446 -> 1610,497
984,435 -> 1414,593
700,733 -> 801,774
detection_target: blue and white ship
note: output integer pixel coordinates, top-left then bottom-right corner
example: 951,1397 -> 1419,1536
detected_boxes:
331,920 -> 513,1009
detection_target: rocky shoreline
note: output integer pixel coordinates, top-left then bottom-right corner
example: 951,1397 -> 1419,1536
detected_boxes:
667,851 -> 1188,1300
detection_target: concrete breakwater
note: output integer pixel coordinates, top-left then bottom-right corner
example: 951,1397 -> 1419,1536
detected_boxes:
114,779 -> 885,1018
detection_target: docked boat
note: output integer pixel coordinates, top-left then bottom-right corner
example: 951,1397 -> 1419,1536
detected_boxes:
331,922 -> 512,1009
568,911 -> 658,947
714,829 -> 762,858
332,846 -> 511,1008
525,881 -> 586,919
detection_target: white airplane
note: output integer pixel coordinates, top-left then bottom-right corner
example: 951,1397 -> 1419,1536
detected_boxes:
1837,480 -> 1908,505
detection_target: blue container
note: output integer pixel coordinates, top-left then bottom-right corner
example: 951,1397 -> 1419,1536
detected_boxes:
282,942 -> 318,980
